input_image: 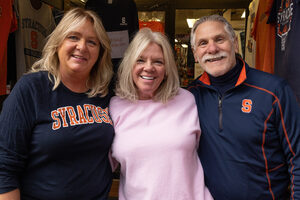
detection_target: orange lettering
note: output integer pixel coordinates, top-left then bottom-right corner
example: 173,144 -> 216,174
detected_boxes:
31,31 -> 38,49
84,104 -> 94,123
99,107 -> 113,125
51,110 -> 61,130
57,107 -> 69,127
66,106 -> 79,126
241,99 -> 252,113
90,105 -> 102,123
77,105 -> 88,124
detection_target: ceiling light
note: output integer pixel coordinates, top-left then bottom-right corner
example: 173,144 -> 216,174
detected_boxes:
186,19 -> 198,28
175,39 -> 178,43
241,10 -> 246,18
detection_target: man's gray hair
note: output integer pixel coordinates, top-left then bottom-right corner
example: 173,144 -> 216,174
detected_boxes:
190,15 -> 236,49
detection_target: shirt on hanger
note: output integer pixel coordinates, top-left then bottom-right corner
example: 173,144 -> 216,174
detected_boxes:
0,0 -> 17,95
14,0 -> 55,79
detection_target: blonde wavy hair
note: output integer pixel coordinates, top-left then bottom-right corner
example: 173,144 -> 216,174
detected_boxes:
31,7 -> 113,97
115,28 -> 179,103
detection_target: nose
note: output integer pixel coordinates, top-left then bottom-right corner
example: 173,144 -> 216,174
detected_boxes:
76,39 -> 87,52
143,61 -> 155,72
206,41 -> 219,54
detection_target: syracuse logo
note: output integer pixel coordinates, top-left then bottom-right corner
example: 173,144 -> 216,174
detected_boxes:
241,99 -> 253,113
277,0 -> 293,51
51,104 -> 113,130
120,17 -> 128,26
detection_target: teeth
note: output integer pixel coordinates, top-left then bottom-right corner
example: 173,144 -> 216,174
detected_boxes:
206,56 -> 224,62
141,76 -> 154,80
73,55 -> 83,59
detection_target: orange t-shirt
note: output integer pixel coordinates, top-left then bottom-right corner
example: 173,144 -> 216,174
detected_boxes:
252,0 -> 275,74
0,0 -> 17,95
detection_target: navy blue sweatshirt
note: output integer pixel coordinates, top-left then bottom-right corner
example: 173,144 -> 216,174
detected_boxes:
188,58 -> 300,199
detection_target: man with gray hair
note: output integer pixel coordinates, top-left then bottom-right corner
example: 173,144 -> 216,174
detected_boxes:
188,14 -> 300,199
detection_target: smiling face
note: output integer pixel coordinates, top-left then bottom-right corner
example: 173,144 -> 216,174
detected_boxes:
132,42 -> 166,100
57,19 -> 100,81
193,20 -> 238,77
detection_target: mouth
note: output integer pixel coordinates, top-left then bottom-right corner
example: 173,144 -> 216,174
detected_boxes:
205,56 -> 226,63
72,55 -> 87,61
140,75 -> 155,80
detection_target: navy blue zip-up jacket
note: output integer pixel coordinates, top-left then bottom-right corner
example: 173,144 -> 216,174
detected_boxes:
188,58 -> 300,200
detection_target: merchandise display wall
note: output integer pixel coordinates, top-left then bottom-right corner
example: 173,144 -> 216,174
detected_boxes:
1,2 -> 299,108
2,1 -> 299,108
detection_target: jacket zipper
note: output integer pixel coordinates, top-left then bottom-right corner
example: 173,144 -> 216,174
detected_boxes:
218,96 -> 223,131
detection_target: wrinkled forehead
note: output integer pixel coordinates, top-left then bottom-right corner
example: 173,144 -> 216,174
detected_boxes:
194,21 -> 229,40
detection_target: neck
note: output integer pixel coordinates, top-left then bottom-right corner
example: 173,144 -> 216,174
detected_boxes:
138,92 -> 154,100
209,58 -> 242,94
61,75 -> 89,93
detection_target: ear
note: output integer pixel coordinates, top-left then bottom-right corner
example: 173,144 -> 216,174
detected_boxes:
233,36 -> 239,53
192,48 -> 199,63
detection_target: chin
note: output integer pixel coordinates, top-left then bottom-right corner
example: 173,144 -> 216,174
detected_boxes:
205,66 -> 231,77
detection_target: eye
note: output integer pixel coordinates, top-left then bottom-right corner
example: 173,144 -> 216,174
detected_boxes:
136,58 -> 145,64
198,40 -> 207,47
87,40 -> 98,46
216,37 -> 224,43
153,60 -> 164,65
67,35 -> 79,41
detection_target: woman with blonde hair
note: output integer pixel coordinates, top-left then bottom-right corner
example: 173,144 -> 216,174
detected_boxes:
0,7 -> 115,199
110,28 -> 213,200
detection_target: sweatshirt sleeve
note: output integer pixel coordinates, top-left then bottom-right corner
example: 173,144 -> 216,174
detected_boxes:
275,80 -> 300,199
0,76 -> 36,193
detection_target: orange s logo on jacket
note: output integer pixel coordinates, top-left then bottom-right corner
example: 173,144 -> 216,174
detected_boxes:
241,99 -> 253,113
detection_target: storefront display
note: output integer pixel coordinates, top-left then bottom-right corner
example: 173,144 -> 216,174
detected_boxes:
138,11 -> 165,33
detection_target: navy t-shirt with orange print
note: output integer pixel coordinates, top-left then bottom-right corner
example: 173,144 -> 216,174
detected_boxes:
269,0 -> 300,103
0,71 -> 115,199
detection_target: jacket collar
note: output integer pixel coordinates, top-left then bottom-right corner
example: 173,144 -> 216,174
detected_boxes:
198,57 -> 247,87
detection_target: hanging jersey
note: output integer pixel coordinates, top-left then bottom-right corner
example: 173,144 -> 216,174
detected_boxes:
0,0 -> 17,95
252,0 -> 275,73
85,0 -> 139,72
245,0 -> 259,68
269,0 -> 300,102
14,0 -> 55,79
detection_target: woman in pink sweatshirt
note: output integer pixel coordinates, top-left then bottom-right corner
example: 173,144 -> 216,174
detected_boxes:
109,28 -> 213,200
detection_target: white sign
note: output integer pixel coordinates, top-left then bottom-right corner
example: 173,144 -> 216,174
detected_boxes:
107,30 -> 129,59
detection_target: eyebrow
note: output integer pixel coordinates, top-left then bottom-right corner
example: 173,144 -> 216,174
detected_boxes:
196,33 -> 227,42
67,31 -> 99,40
137,55 -> 164,60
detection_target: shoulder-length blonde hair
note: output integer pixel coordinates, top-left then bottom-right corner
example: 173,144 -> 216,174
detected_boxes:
31,7 -> 113,97
115,28 -> 179,103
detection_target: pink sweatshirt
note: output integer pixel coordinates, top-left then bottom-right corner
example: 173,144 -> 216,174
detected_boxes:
109,88 -> 213,200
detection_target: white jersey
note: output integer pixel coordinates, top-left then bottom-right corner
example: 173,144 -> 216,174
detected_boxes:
14,0 -> 55,79
245,0 -> 259,68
